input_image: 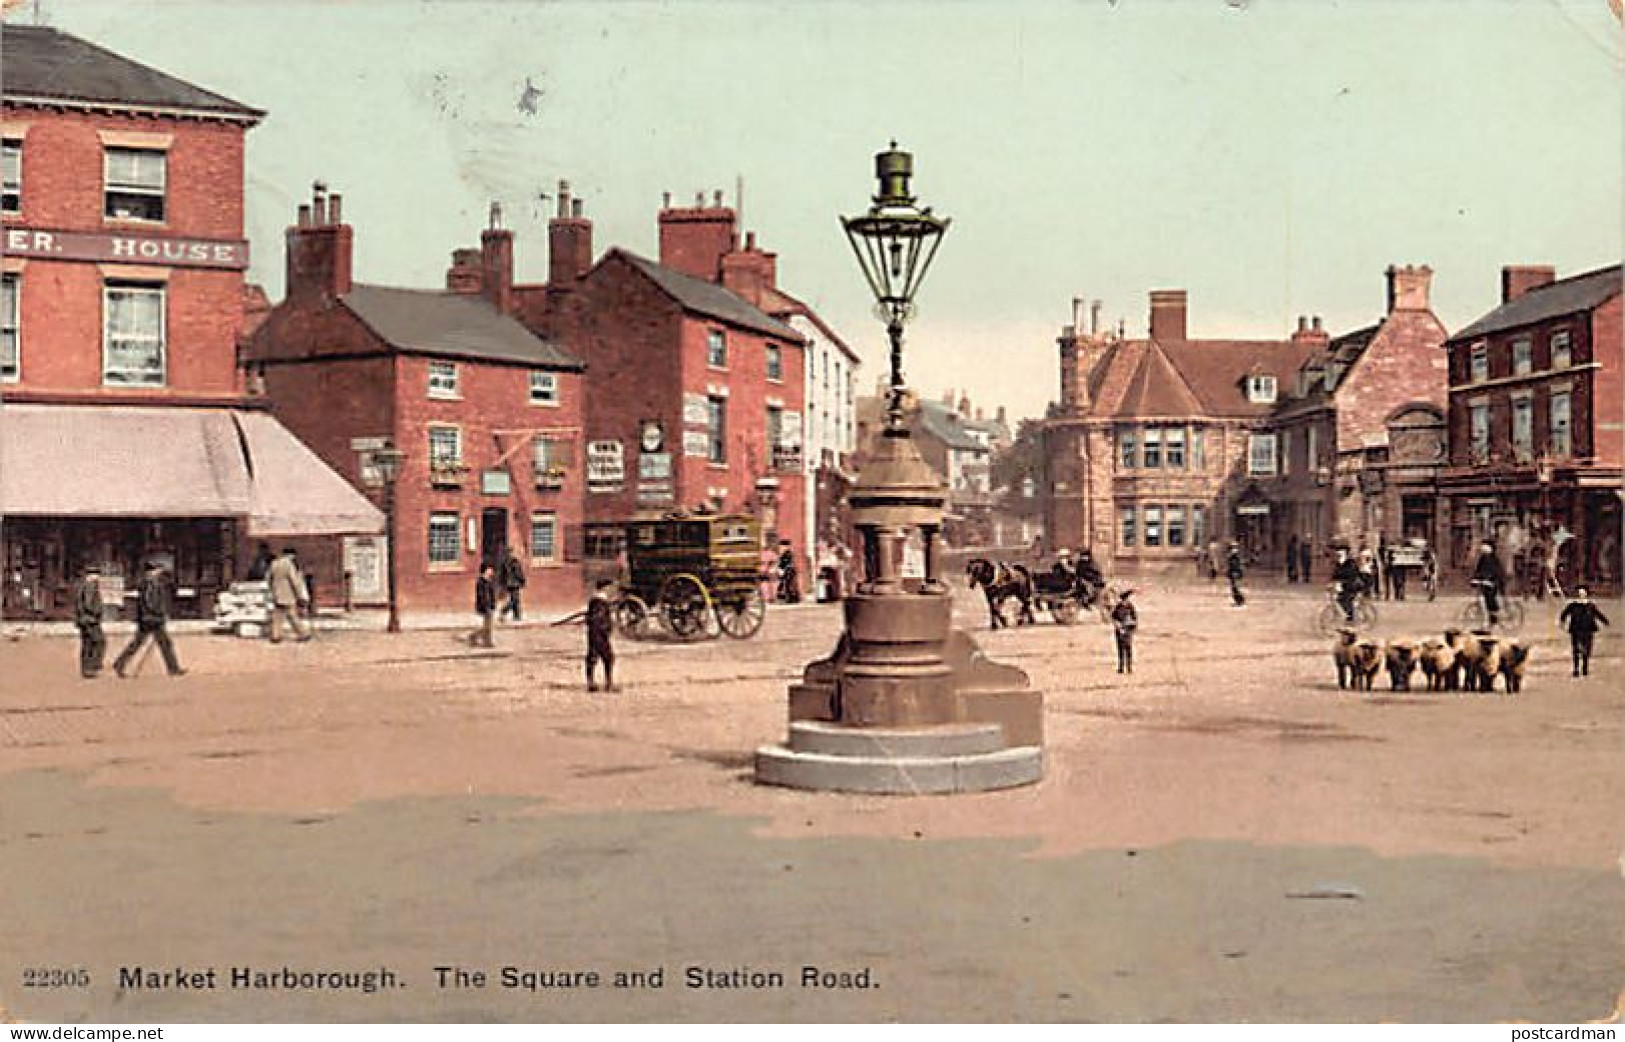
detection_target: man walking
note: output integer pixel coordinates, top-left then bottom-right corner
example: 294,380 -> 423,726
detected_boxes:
1226,542 -> 1246,607
1558,585 -> 1609,678
266,547 -> 312,643
497,546 -> 526,622
73,566 -> 106,678
469,564 -> 498,648
113,562 -> 185,678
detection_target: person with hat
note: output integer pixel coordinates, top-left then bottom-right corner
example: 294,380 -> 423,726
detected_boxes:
266,546 -> 312,643
1051,548 -> 1076,587
1558,585 -> 1610,678
1332,547 -> 1363,624
113,561 -> 185,678
1225,541 -> 1246,607
1471,541 -> 1507,626
1111,588 -> 1138,674
72,566 -> 106,679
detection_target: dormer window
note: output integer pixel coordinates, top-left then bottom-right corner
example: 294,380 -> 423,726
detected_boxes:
1246,374 -> 1277,404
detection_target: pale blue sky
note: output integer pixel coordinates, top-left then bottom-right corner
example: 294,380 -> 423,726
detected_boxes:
20,0 -> 1623,421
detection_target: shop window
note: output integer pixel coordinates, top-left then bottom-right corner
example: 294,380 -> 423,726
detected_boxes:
1,273 -> 17,381
427,361 -> 459,399
529,371 -> 559,406
707,330 -> 727,368
104,147 -> 166,222
103,282 -> 165,386
707,395 -> 727,464
530,513 -> 558,562
428,513 -> 461,564
2,139 -> 20,214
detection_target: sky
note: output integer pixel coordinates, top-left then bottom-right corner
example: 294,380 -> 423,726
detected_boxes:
16,0 -> 1623,423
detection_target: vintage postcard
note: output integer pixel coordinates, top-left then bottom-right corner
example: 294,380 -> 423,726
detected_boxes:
1,0 -> 1621,1026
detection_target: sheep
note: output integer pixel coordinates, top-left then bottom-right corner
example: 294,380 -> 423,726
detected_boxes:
1417,639 -> 1449,691
1350,640 -> 1383,692
1446,628 -> 1486,693
1427,630 -> 1467,692
1473,635 -> 1504,693
1499,640 -> 1530,694
1384,640 -> 1419,691
1332,627 -> 1360,689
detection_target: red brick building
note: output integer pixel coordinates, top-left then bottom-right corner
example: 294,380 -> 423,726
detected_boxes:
1436,264 -> 1622,591
519,190 -> 807,568
244,188 -> 587,610
0,25 -> 379,620
1265,266 -> 1450,559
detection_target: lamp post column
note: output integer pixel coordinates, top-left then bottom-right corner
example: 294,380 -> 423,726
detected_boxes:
384,478 -> 401,634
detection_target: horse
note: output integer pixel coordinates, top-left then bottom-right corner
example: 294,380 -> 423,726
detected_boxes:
965,558 -> 1036,629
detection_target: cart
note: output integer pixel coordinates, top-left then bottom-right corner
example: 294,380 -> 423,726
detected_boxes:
612,513 -> 769,640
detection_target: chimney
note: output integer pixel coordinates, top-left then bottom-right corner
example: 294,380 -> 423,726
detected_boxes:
1090,299 -> 1102,335
446,248 -> 483,295
1149,289 -> 1187,342
958,392 -> 971,417
659,190 -> 737,282
548,179 -> 595,288
1501,265 -> 1555,304
1292,312 -> 1330,348
720,229 -> 777,307
285,180 -> 353,301
1385,264 -> 1435,313
1071,296 -> 1086,337
480,202 -> 514,314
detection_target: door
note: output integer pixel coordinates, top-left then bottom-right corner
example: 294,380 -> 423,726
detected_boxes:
480,508 -> 509,569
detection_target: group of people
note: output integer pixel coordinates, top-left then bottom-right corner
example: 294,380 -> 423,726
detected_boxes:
72,561 -> 186,680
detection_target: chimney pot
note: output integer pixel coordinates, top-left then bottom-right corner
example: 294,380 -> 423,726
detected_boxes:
1312,315 -> 1322,332
297,203 -> 312,227
746,230 -> 756,250
1297,315 -> 1308,332
1090,299 -> 1102,335
571,198 -> 583,218
713,189 -> 723,207
663,191 -> 672,208
327,193 -> 342,225
695,191 -> 705,207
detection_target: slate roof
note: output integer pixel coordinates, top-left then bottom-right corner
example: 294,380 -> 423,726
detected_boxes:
1,24 -> 263,121
1450,264 -> 1622,343
341,285 -> 583,370
1280,323 -> 1381,409
915,399 -> 983,451
613,250 -> 802,341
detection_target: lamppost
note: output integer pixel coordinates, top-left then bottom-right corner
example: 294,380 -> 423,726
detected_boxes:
755,143 -> 1042,795
372,446 -> 405,634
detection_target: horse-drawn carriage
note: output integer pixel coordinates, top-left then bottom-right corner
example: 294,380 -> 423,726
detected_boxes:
612,513 -> 768,641
966,557 -> 1108,628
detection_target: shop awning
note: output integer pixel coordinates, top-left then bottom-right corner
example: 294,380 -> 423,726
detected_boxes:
0,403 -> 383,536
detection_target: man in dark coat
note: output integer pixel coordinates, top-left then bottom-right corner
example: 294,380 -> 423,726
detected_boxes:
1286,534 -> 1300,584
245,542 -> 275,582
497,547 -> 526,622
1298,537 -> 1313,584
1472,541 -> 1507,625
585,581 -> 616,692
73,567 -> 106,679
469,564 -> 498,648
1332,548 -> 1364,624
1226,542 -> 1246,607
1111,589 -> 1138,674
113,562 -> 185,678
1558,585 -> 1610,677
776,540 -> 801,604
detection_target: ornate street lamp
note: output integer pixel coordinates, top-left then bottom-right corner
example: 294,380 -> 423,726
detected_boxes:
371,446 -> 406,634
841,142 -> 950,429
754,144 -> 1041,795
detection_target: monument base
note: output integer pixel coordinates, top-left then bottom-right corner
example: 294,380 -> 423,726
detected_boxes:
754,721 -> 1042,794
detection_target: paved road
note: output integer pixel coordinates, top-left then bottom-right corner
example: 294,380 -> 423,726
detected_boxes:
2,581 -> 1620,1022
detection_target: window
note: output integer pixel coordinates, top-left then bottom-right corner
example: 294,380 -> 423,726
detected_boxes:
1165,427 -> 1186,469
766,405 -> 783,454
767,343 -> 783,382
532,436 -> 564,485
1192,504 -> 1207,548
103,283 -> 165,386
1247,374 -> 1277,404
1307,426 -> 1318,471
1167,505 -> 1186,548
1142,428 -> 1162,469
528,371 -> 558,406
1144,505 -> 1163,547
1,273 -> 17,381
1280,429 -> 1293,477
707,395 -> 727,464
2,138 -> 20,214
428,512 -> 461,564
1247,433 -> 1277,476
1190,427 -> 1205,470
706,330 -> 727,368
1551,331 -> 1571,370
427,361 -> 458,398
1469,402 -> 1490,463
428,425 -> 463,470
530,513 -> 558,562
1549,391 -> 1571,457
1469,342 -> 1488,383
1512,338 -> 1532,376
104,148 -> 166,222
1511,394 -> 1533,461
1120,506 -> 1137,548
1119,429 -> 1138,469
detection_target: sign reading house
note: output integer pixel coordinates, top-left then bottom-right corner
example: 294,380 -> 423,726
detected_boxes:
5,227 -> 249,270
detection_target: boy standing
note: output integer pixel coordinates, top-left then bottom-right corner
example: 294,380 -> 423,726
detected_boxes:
1558,585 -> 1610,678
469,564 -> 498,648
1111,589 -> 1138,674
585,581 -> 616,691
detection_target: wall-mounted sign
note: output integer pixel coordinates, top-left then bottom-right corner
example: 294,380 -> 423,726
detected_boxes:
637,482 -> 675,505
587,440 -> 625,491
639,452 -> 671,480
683,431 -> 710,458
640,421 -> 664,453
683,393 -> 709,427
481,469 -> 511,495
4,226 -> 250,270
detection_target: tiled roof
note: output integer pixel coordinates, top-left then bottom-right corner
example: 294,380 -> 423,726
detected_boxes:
341,285 -> 583,370
1451,264 -> 1622,342
1086,334 -> 1316,421
1282,324 -> 1381,408
613,250 -> 802,341
1111,340 -> 1206,418
1,24 -> 263,121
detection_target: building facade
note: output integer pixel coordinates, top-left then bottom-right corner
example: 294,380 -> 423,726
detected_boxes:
0,25 -> 379,620
244,187 -> 586,610
1436,264 -> 1622,592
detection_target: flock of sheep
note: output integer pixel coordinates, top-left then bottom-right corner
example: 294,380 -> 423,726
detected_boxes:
1331,627 -> 1530,694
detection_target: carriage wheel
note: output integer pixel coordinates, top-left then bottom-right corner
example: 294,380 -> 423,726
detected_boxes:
613,594 -> 651,640
716,586 -> 767,639
660,573 -> 712,640
1051,599 -> 1080,625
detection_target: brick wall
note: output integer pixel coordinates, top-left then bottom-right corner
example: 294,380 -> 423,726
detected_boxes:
1589,294 -> 1622,466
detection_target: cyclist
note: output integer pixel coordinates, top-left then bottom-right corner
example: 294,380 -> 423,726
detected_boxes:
1331,547 -> 1363,623
1471,541 -> 1506,626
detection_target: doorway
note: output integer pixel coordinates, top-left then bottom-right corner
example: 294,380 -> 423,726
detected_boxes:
480,508 -> 509,569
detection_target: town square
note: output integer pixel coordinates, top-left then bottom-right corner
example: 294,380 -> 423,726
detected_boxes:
1,0 -> 1621,1027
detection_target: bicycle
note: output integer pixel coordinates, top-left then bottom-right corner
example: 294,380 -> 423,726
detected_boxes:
1459,580 -> 1526,634
1316,583 -> 1377,636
